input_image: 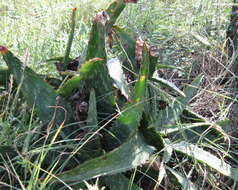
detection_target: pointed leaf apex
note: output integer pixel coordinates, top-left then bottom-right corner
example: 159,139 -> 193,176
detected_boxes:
0,46 -> 8,55
95,11 -> 110,25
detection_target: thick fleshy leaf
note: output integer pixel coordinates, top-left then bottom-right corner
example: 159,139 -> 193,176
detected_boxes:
63,8 -> 77,66
51,133 -> 155,183
0,67 -> 9,86
84,88 -> 102,157
160,122 -> 226,143
156,75 -> 203,127
172,141 -> 238,181
103,174 -> 142,190
105,0 -> 139,32
0,46 -> 72,125
105,0 -> 126,32
86,88 -> 98,126
108,43 -> 151,147
112,26 -> 137,72
152,75 -> 185,97
107,58 -> 130,99
167,167 -> 198,190
58,12 -> 114,107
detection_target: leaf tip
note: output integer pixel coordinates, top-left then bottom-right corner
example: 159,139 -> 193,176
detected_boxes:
0,46 -> 8,55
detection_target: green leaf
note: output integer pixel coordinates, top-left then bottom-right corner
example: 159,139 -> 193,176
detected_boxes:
0,46 -> 72,125
0,66 -> 9,86
0,145 -> 17,162
112,26 -> 137,73
63,8 -> 77,66
152,76 -> 186,97
86,88 -> 98,126
84,88 -> 102,158
172,141 -> 238,181
103,174 -> 142,190
191,32 -> 211,47
50,133 -> 155,183
105,0 -> 126,32
167,167 -> 198,190
156,75 -> 203,127
160,122 -> 225,137
108,43 -> 151,147
58,12 -> 115,107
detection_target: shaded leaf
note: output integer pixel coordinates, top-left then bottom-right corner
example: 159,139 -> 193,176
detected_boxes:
112,26 -> 137,73
156,75 -> 203,127
51,133 -> 155,183
152,75 -> 185,97
103,174 -> 142,190
0,66 -> 10,86
167,167 -> 198,190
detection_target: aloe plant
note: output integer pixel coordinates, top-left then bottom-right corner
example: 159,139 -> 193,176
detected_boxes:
0,0 -> 235,189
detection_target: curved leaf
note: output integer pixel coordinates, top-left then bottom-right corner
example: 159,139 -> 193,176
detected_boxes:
0,46 -> 72,125
107,58 -> 130,100
50,133 -> 155,183
156,74 -> 203,127
152,75 -> 185,97
172,141 -> 238,181
108,43 -> 152,147
58,12 -> 114,107
167,167 -> 198,190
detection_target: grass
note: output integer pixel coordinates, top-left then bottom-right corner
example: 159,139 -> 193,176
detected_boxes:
0,0 -> 238,189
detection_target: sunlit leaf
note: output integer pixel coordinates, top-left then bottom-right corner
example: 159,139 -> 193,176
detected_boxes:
172,141 -> 238,181
0,46 -> 72,125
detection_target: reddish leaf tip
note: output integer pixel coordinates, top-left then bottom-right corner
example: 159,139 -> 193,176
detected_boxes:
0,46 -> 8,55
124,0 -> 138,3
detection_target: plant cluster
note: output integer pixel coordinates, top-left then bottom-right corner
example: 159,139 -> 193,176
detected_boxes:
0,0 -> 237,189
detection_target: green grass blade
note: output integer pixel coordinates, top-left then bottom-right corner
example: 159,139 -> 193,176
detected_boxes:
172,141 -> 238,181
50,133 -> 154,183
0,46 -> 72,125
167,167 -> 198,190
